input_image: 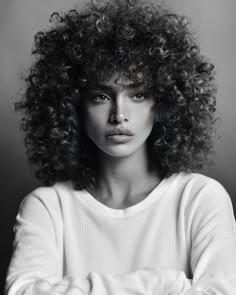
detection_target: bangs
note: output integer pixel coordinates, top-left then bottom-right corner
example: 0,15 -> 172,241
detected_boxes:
73,48 -> 155,89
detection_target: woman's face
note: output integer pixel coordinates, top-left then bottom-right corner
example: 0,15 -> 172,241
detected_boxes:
82,74 -> 155,159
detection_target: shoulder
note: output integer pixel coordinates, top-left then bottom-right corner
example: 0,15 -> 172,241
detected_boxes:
18,181 -> 79,219
169,172 -> 232,211
173,174 -> 236,248
173,171 -> 223,186
172,173 -> 235,225
173,172 -> 229,196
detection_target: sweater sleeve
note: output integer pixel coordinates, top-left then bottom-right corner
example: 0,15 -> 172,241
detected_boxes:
183,178 -> 236,294
5,180 -> 236,295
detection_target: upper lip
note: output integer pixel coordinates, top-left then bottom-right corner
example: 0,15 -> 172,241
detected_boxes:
105,127 -> 134,137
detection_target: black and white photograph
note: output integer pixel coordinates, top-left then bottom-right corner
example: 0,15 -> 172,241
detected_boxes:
1,0 -> 236,294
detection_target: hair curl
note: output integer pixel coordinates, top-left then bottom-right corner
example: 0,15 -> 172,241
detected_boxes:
16,0 -> 217,190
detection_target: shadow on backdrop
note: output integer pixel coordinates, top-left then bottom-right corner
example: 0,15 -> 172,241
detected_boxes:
1,0 -> 236,293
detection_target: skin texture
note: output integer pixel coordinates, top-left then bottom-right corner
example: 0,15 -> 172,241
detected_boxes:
83,74 -> 155,159
82,74 -> 159,208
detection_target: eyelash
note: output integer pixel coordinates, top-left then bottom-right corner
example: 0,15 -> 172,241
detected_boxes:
91,94 -> 111,102
90,92 -> 148,103
132,93 -> 146,101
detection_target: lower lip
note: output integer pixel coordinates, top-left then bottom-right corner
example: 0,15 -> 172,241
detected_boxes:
106,135 -> 133,143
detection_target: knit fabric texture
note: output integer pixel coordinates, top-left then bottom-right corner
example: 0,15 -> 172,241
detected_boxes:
5,172 -> 236,295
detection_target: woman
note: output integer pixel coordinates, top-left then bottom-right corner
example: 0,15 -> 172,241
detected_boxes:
5,0 -> 236,294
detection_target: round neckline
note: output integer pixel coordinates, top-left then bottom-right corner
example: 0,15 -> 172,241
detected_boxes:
76,173 -> 178,218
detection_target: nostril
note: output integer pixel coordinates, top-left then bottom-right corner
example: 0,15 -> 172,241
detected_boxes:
110,113 -> 127,123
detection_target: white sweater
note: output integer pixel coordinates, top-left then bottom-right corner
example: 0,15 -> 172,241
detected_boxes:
5,172 -> 236,295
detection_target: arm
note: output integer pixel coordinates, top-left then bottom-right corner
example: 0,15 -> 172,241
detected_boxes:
183,179 -> 236,294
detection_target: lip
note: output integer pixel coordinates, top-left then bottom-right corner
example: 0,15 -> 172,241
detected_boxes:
105,127 -> 134,137
106,134 -> 133,143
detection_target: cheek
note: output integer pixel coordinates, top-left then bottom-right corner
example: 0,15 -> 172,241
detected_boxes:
140,107 -> 155,128
83,108 -> 106,139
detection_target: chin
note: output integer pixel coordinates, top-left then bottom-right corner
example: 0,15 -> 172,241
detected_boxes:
98,143 -> 146,159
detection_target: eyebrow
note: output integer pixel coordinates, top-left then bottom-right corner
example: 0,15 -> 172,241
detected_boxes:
114,81 -> 144,88
88,82 -> 146,91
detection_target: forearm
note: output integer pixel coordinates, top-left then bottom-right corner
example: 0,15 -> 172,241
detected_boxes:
8,267 -> 236,295
6,266 -> 192,295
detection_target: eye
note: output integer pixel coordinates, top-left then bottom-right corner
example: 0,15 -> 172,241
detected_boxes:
132,93 -> 147,101
91,94 -> 111,103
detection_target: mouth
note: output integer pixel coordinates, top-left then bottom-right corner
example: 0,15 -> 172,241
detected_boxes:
105,127 -> 134,137
105,127 -> 134,143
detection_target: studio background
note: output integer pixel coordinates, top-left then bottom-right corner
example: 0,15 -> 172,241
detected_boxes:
1,0 -> 235,292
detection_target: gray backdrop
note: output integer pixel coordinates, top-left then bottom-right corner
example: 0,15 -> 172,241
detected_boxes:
1,0 -> 236,292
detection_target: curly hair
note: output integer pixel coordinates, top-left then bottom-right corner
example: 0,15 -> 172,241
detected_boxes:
15,0 -> 217,190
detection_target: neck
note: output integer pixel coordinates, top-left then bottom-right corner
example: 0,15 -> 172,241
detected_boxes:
91,146 -> 161,208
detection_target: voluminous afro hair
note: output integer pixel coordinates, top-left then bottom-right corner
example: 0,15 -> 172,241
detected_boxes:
16,0 -> 217,190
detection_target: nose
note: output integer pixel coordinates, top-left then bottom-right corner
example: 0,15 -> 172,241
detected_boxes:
109,95 -> 129,124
